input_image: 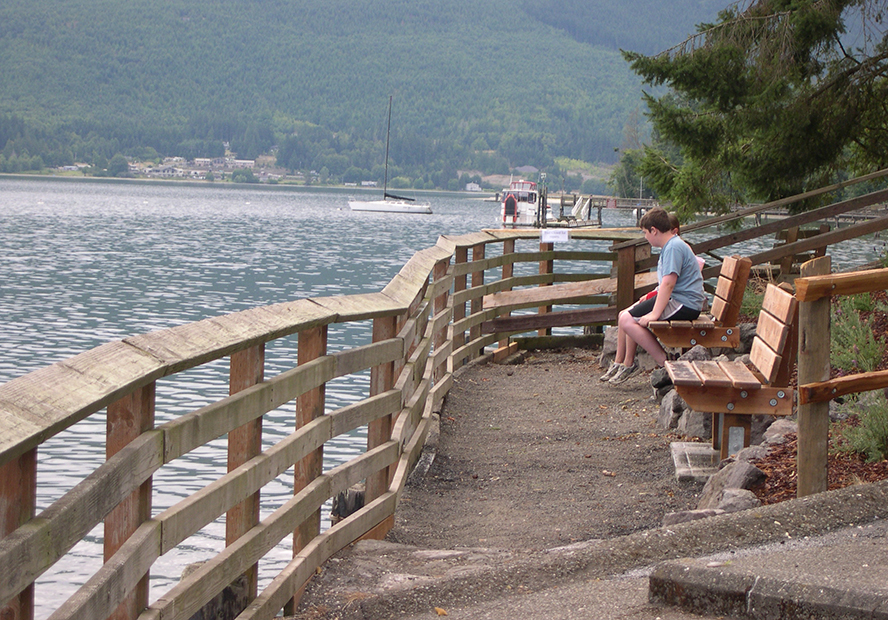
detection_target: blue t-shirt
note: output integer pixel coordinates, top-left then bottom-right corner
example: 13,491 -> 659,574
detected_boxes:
658,235 -> 704,311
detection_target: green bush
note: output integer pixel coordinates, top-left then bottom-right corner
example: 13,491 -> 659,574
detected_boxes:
831,294 -> 885,373
836,395 -> 888,462
739,277 -> 766,319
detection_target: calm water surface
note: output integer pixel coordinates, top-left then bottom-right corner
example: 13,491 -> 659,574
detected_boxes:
1,177 -> 882,615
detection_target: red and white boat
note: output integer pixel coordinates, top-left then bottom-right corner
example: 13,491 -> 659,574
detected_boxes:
500,179 -> 552,226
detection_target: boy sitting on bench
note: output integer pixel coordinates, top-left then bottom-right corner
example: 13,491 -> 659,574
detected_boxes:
601,208 -> 705,384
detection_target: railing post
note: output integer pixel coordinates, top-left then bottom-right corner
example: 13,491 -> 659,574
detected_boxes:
452,245 -> 468,369
779,226 -> 800,277
615,244 -> 638,312
433,258 -> 451,381
814,223 -> 831,258
366,316 -> 397,520
105,382 -> 155,620
494,238 -> 517,362
538,240 -> 554,336
287,325 -> 327,613
226,344 -> 265,598
797,256 -> 832,496
469,243 -> 486,354
0,448 -> 36,620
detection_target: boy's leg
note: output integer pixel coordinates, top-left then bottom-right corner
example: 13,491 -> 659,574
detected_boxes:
600,318 -> 626,381
619,312 -> 667,366
614,311 -> 628,364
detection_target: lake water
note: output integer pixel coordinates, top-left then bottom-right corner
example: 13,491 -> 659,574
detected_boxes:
1,177 -> 882,616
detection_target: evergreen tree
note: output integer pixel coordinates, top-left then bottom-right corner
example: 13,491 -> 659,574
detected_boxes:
624,0 -> 888,215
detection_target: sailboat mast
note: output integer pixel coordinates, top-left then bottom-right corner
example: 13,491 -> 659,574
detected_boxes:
382,95 -> 392,198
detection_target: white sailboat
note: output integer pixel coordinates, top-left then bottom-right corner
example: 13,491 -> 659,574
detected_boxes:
348,96 -> 432,214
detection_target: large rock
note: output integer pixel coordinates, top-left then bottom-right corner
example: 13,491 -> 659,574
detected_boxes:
736,323 -> 757,354
598,325 -> 619,368
658,390 -> 686,430
677,408 -> 711,440
681,345 -> 712,362
717,488 -> 762,513
650,367 -> 673,390
751,414 -> 776,446
763,418 -> 797,444
735,444 -> 770,463
696,461 -> 767,510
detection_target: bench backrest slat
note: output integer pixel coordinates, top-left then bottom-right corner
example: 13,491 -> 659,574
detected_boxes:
749,284 -> 798,385
709,255 -> 752,326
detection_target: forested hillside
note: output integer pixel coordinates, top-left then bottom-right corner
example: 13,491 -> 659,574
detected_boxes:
0,0 -> 722,189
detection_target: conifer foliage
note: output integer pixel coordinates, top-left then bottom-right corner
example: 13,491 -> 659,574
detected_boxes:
623,0 -> 888,217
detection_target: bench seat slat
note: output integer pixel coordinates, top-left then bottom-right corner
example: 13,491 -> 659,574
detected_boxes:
754,310 -> 790,355
649,316 -> 716,331
761,284 -> 797,324
690,318 -> 717,329
720,255 -> 745,280
690,361 -> 733,388
665,361 -> 701,386
717,361 -> 762,390
667,320 -> 695,330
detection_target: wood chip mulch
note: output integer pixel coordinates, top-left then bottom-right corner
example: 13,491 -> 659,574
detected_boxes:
750,432 -> 888,505
741,285 -> 888,505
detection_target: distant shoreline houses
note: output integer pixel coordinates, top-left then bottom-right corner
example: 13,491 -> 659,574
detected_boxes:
54,156 -> 491,191
128,156 -> 261,180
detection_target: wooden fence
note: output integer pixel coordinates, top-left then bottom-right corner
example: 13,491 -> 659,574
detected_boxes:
3,171 -> 888,620
795,258 -> 888,497
0,228 -> 647,620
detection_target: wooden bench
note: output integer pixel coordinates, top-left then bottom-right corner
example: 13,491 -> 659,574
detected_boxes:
649,255 -> 752,350
664,283 -> 798,459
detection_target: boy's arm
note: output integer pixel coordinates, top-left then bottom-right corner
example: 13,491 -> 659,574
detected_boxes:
640,273 -> 677,325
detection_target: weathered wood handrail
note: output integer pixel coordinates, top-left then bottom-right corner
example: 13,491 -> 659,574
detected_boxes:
611,167 -> 888,276
799,368 -> 888,404
0,228 -> 647,620
795,262 -> 888,498
2,204 -> 887,619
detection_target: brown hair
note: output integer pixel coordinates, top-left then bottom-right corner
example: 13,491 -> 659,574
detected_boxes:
639,207 -> 673,233
668,212 -> 680,234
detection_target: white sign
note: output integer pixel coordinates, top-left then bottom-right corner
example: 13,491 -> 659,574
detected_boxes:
541,229 -> 570,243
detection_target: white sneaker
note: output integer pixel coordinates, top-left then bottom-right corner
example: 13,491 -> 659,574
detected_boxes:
599,362 -> 623,382
609,362 -> 640,384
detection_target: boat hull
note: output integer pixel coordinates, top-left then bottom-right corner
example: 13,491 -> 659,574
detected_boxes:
348,199 -> 432,214
500,179 -> 552,226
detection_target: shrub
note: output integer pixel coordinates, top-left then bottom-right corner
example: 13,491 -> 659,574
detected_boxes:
831,293 -> 885,373
739,276 -> 767,319
836,395 -> 888,462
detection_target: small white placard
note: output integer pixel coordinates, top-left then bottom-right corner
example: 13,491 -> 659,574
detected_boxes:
541,229 -> 570,243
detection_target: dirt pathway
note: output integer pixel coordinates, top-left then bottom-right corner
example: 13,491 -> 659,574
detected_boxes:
388,348 -> 705,552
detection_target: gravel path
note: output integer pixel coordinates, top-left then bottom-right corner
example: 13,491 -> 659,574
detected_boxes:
388,348 -> 705,552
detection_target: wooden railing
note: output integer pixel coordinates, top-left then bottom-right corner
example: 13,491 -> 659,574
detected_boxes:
3,173 -> 888,619
0,229 -> 641,620
612,167 -> 888,292
795,259 -> 888,497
